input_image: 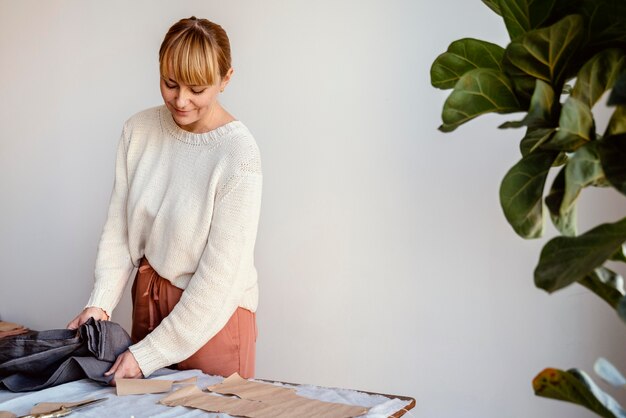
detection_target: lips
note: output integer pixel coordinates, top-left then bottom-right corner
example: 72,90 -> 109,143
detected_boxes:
172,107 -> 193,116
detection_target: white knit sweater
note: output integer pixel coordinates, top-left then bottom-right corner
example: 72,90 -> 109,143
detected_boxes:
85,105 -> 262,377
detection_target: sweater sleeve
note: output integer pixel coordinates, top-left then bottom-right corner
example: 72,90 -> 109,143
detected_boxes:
85,128 -> 135,316
128,171 -> 263,377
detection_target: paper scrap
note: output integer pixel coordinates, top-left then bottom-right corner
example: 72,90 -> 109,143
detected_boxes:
160,385 -> 266,415
208,373 -> 301,402
159,373 -> 369,418
0,322 -> 23,332
30,399 -> 97,414
0,399 -> 98,417
0,321 -> 28,339
116,376 -> 197,396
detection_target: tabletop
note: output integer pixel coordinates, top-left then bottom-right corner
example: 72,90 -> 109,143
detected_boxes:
0,369 -> 415,417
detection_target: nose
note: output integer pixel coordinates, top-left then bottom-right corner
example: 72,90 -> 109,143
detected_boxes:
175,88 -> 192,109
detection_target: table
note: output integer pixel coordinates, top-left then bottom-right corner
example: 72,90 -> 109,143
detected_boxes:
0,369 -> 416,417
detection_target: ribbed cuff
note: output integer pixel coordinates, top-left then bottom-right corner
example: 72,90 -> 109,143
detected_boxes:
85,288 -> 118,317
128,337 -> 166,378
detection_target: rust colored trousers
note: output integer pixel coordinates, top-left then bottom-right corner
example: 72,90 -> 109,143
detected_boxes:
131,257 -> 256,378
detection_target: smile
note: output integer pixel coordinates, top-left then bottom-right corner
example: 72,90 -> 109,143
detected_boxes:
173,108 -> 192,115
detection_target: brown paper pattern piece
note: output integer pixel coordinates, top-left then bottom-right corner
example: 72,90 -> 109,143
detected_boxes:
116,376 -> 197,396
159,373 -> 369,418
208,373 -> 300,402
0,321 -> 28,339
0,398 -> 98,417
30,399 -> 96,414
208,373 -> 369,416
0,322 -> 23,332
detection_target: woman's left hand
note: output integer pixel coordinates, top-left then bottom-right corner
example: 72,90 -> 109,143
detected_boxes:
105,350 -> 143,385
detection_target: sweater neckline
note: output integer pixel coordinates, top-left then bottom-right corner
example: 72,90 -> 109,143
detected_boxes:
159,106 -> 244,145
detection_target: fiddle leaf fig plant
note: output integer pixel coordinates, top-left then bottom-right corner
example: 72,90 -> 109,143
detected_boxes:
431,0 -> 626,416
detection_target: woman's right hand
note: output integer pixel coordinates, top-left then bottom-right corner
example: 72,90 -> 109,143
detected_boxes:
67,307 -> 109,329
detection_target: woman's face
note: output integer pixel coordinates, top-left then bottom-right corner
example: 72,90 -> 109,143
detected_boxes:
160,72 -> 230,133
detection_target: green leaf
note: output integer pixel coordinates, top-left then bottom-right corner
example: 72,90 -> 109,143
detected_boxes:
598,134 -> 626,196
431,39 -> 505,90
503,14 -> 584,100
544,97 -> 594,152
608,72 -> 626,106
578,267 -> 625,310
560,142 -> 606,215
580,1 -> 626,52
520,128 -> 557,156
605,106 -> 626,137
545,167 -> 577,236
439,68 -> 523,132
533,368 -> 626,418
524,80 -> 556,127
534,217 -> 626,293
572,49 -> 626,109
499,151 -> 557,238
562,83 -> 573,94
481,0 -> 501,16
595,358 -> 626,388
546,2 -> 626,77
499,0 -> 557,40
499,120 -> 525,129
552,152 -> 568,167
611,244 -> 626,263
500,80 -> 556,129
552,204 -> 577,236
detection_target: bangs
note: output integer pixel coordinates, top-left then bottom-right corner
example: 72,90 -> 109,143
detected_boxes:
159,30 -> 220,86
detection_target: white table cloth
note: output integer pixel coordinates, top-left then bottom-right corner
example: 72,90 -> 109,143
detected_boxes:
0,369 -> 413,417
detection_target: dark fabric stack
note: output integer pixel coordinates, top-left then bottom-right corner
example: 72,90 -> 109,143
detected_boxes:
0,318 -> 131,392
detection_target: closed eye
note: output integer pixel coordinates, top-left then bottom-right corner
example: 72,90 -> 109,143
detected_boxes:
162,78 -> 206,94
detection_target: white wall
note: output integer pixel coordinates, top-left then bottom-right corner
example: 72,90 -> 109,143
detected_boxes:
1,1 -> 625,417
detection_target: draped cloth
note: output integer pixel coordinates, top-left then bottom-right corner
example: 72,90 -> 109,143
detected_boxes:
0,318 -> 131,392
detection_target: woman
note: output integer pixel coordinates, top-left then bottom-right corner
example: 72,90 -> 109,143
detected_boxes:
67,16 -> 262,383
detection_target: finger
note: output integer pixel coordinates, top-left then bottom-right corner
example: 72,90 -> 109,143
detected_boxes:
112,367 -> 127,386
105,356 -> 122,376
70,315 -> 87,330
104,365 -> 116,376
67,316 -> 80,329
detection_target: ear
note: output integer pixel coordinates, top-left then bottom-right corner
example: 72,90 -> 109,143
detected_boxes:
221,67 -> 234,89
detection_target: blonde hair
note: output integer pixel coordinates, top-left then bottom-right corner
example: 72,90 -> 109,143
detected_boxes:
159,16 -> 232,86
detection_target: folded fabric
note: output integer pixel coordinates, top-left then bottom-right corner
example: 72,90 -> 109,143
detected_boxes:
0,328 -> 29,340
0,318 -> 131,392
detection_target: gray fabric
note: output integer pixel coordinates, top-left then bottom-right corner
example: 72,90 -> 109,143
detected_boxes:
0,318 -> 131,392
